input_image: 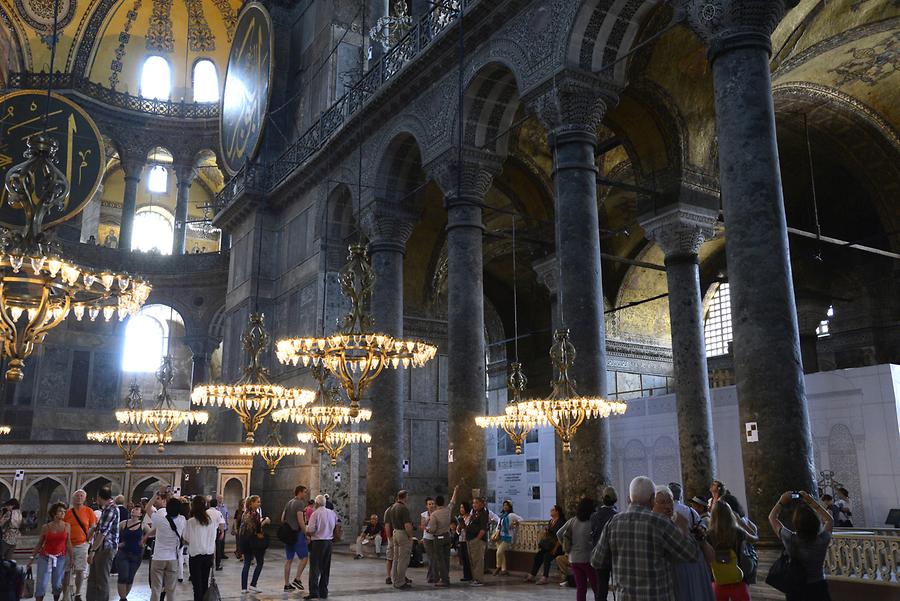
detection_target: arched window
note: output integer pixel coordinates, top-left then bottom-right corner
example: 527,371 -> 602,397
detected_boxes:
131,206 -> 174,254
147,165 -> 168,193
140,56 -> 171,100
817,305 -> 834,337
704,282 -> 733,357
122,304 -> 184,372
192,59 -> 219,102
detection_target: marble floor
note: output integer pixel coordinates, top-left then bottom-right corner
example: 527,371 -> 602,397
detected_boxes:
64,550 -> 597,601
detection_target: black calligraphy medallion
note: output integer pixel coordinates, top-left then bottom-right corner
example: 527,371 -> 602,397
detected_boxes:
0,90 -> 105,229
219,1 -> 273,176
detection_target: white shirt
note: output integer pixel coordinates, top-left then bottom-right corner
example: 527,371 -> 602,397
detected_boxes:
184,516 -> 218,556
208,507 -> 224,528
151,510 -> 186,561
421,511 -> 434,540
674,501 -> 701,528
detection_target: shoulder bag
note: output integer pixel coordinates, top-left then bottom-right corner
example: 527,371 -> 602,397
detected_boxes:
765,536 -> 806,595
22,566 -> 35,598
69,508 -> 90,539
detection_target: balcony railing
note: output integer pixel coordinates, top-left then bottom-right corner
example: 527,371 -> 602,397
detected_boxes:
826,529 -> 900,586
214,0 -> 474,213
5,72 -> 219,119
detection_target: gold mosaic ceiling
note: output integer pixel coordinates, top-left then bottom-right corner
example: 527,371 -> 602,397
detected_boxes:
0,0 -> 241,96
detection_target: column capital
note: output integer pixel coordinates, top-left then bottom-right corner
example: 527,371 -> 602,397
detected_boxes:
182,334 -> 221,358
524,70 -> 621,140
174,164 -> 198,187
640,204 -> 718,259
425,147 -> 503,206
679,0 -> 785,60
360,200 -> 417,254
531,254 -> 558,296
119,156 -> 144,180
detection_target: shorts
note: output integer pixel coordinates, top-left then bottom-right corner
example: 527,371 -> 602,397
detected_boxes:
116,552 -> 142,585
385,542 -> 393,561
285,534 -> 308,560
66,543 -> 89,572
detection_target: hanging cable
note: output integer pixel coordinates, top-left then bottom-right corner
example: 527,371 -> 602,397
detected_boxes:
41,0 -> 62,130
803,113 -> 824,261
511,214 -> 519,363
320,186 -> 329,337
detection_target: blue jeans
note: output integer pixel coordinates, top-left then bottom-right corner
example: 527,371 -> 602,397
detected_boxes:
36,554 -> 67,598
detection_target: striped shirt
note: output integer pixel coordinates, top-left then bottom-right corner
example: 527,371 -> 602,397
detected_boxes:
95,500 -> 120,551
591,504 -> 696,601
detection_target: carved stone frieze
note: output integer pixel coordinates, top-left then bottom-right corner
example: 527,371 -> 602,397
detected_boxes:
640,204 -> 718,258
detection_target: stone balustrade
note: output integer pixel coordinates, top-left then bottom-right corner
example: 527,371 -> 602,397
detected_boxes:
826,529 -> 900,586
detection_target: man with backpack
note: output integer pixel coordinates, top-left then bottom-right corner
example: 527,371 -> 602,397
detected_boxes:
279,485 -> 309,592
63,489 -> 97,601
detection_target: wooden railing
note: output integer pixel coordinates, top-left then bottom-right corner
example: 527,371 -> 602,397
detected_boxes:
5,72 -> 218,119
826,530 -> 900,586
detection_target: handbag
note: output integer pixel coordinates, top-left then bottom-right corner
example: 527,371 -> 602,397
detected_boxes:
203,572 -> 222,601
765,551 -> 806,595
710,548 -> 744,585
23,566 -> 35,598
276,522 -> 297,545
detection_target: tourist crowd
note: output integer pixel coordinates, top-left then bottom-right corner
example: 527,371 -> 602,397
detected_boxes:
0,475 -> 838,601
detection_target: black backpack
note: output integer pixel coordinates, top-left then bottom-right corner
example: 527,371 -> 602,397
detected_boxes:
0,559 -> 24,601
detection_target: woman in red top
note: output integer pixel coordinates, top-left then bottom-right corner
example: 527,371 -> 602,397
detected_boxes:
29,503 -> 73,601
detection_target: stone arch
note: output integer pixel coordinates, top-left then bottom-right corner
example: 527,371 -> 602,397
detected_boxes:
650,436 -> 679,487
21,476 -> 68,524
130,475 -> 172,503
827,423 -> 864,525
223,477 -> 244,514
458,61 -> 523,156
80,475 -> 122,499
0,479 -> 11,503
611,243 -> 670,345
372,132 -> 427,207
622,439 -> 649,492
315,183 -> 356,248
566,0 -> 666,86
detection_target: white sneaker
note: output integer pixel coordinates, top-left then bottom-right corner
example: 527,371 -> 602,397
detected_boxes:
248,585 -> 263,593
240,590 -> 248,594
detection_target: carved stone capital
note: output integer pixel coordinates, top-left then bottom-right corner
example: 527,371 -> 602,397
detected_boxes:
640,204 -> 718,259
679,0 -> 785,59
525,70 -> 621,139
425,147 -> 503,204
174,164 -> 198,187
360,201 -> 417,254
183,335 -> 222,359
119,156 -> 144,180
532,254 -> 558,295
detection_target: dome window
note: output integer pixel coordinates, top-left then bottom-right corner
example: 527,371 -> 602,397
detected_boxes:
193,59 -> 219,102
141,55 -> 171,100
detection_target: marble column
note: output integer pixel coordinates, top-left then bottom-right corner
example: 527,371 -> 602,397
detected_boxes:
641,205 -> 718,497
363,209 -> 414,514
686,2 -> 817,520
119,159 -> 142,251
428,149 -> 500,502
173,165 -> 196,255
529,73 -> 618,511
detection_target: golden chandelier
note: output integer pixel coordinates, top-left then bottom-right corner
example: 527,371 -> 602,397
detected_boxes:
298,430 -> 371,466
275,244 -> 436,417
487,329 -> 628,454
192,313 -> 315,443
240,424 -> 306,475
1,135 -> 151,382
88,384 -> 170,466
117,356 -> 208,451
272,363 -> 371,448
475,362 -> 541,454
273,363 -> 371,460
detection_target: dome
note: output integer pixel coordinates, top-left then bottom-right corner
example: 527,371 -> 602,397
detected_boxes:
0,0 -> 241,100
